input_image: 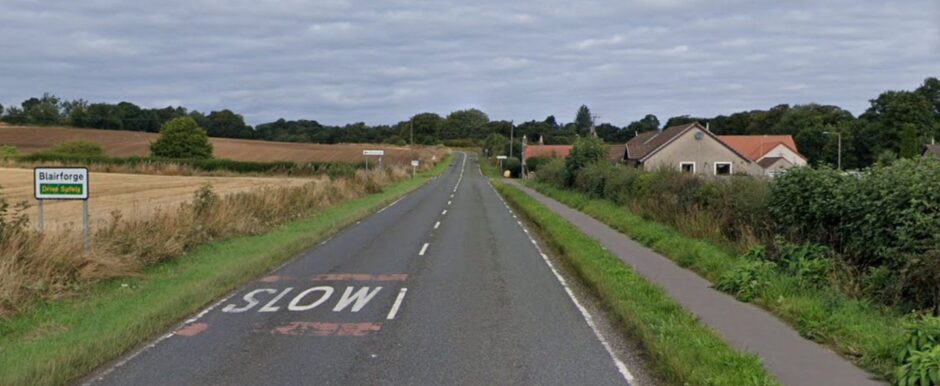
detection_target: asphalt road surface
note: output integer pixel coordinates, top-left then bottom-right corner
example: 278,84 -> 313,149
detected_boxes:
87,153 -> 646,386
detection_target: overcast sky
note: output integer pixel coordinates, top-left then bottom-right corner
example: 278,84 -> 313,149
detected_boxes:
0,0 -> 937,126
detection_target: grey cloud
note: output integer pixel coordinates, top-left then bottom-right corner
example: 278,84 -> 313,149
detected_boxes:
0,0 -> 937,126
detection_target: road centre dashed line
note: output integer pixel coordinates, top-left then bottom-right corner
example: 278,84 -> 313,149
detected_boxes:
485,180 -> 637,385
434,221 -> 440,229
418,242 -> 430,256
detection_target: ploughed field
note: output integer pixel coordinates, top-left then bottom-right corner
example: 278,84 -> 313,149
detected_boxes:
0,125 -> 428,164
0,168 -> 315,232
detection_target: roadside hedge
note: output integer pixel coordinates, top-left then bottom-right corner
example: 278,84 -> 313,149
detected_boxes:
16,152 -> 363,177
536,157 -> 940,314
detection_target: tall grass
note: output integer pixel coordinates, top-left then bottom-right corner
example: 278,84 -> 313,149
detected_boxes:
0,166 -> 412,318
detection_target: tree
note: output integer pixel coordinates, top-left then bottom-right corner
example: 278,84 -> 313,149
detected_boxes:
900,123 -> 919,159
443,109 -> 489,140
574,105 -> 593,135
150,117 -> 213,159
565,136 -> 605,183
594,123 -> 622,143
860,90 -> 935,156
403,113 -> 443,145
205,109 -> 253,138
22,93 -> 62,125
482,133 -> 508,158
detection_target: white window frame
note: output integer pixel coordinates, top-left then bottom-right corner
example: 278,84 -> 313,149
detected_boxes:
714,162 -> 733,176
679,162 -> 696,174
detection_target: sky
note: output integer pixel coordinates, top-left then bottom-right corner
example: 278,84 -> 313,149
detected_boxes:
0,0 -> 938,126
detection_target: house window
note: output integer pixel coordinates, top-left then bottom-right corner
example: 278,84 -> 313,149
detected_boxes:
715,162 -> 732,175
680,162 -> 695,174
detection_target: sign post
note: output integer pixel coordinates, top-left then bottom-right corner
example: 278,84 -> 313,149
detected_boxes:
34,167 -> 90,250
362,150 -> 385,173
410,160 -> 419,177
496,155 -> 507,172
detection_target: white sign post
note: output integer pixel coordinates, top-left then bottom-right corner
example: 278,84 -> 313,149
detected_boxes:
496,155 -> 507,171
362,150 -> 385,172
410,160 -> 419,177
34,167 -> 90,250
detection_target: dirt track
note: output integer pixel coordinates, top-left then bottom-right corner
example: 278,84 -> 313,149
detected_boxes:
0,168 -> 315,232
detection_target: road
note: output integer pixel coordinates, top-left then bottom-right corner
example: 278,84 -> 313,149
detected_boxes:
87,152 -> 647,386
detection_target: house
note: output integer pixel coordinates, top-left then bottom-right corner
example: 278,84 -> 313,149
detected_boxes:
522,144 -> 627,163
924,144 -> 940,158
719,135 -> 807,176
625,122 -> 759,176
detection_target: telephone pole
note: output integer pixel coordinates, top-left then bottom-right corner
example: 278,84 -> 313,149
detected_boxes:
509,120 -> 514,158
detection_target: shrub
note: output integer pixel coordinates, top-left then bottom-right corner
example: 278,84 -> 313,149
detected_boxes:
768,165 -> 848,248
715,256 -> 777,302
535,159 -> 567,187
0,145 -> 18,159
573,162 -> 613,198
504,157 -> 521,177
896,316 -> 940,386
50,140 -> 104,157
525,156 -> 553,173
150,117 -> 213,159
775,239 -> 833,288
565,136 -> 606,184
601,165 -> 641,205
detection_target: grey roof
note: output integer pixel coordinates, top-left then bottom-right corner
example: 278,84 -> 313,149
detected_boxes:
924,144 -> 940,158
625,122 -> 752,163
757,156 -> 786,168
625,123 -> 697,161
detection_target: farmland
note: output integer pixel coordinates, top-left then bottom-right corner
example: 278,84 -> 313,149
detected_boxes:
0,167 -> 315,232
0,125 -> 435,164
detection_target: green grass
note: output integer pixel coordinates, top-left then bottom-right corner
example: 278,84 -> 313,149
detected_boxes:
494,182 -> 779,386
525,181 -> 906,381
0,155 -> 452,386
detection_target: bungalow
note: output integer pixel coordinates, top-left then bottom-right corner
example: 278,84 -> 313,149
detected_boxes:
719,135 -> 807,177
625,122 -> 760,176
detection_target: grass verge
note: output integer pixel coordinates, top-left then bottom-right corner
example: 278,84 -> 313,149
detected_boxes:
0,155 -> 452,386
524,181 -> 904,380
494,181 -> 779,386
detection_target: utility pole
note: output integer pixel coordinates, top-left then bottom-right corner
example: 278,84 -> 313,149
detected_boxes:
823,130 -> 842,170
509,120 -> 514,159
410,119 -> 414,147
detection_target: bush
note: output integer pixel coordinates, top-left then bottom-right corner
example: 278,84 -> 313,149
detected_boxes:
535,158 -> 567,187
573,162 -> 613,198
775,239 -> 833,288
525,156 -> 553,173
715,256 -> 777,302
565,136 -> 606,184
0,145 -> 19,159
896,316 -> 940,386
50,140 -> 104,157
150,117 -> 213,159
504,157 -> 521,178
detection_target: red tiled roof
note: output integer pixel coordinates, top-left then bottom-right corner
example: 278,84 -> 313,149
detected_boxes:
523,145 -> 572,160
523,144 -> 627,162
718,135 -> 805,161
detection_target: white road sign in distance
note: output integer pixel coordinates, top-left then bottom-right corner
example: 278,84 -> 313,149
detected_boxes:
496,155 -> 508,160
34,167 -> 89,200
363,150 -> 385,156
411,160 -> 419,166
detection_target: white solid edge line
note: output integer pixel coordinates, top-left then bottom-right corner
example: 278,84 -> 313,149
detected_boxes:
386,288 -> 408,320
487,181 -> 636,384
418,242 -> 430,256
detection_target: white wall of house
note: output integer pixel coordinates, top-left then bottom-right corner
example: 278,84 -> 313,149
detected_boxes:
762,157 -> 795,177
643,127 -> 761,176
758,144 -> 807,166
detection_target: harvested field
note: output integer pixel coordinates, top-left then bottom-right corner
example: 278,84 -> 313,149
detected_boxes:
0,125 -> 441,165
0,167 -> 315,232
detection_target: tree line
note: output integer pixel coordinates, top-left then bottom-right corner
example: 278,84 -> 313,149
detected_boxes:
2,77 -> 938,169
